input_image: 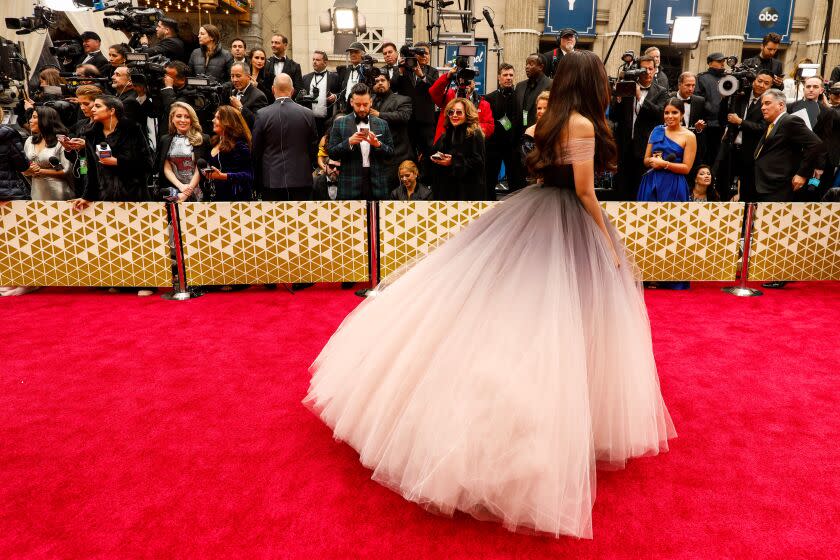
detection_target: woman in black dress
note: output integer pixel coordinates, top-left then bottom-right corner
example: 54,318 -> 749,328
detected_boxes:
429,98 -> 485,200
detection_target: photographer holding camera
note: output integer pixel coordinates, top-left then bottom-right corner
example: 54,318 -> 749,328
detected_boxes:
395,42 -> 439,174
301,50 -> 340,137
159,60 -> 191,123
429,64 -> 494,144
138,17 -> 186,63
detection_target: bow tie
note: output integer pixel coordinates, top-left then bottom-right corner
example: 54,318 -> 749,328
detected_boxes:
274,56 -> 286,62
315,71 -> 326,76
355,115 -> 369,124
640,86 -> 650,91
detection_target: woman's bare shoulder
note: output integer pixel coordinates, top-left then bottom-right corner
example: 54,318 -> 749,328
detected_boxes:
567,112 -> 595,138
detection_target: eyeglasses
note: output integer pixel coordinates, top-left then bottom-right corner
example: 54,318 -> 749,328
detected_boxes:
326,163 -> 341,170
448,109 -> 464,117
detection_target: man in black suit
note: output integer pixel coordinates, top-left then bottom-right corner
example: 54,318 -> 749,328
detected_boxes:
381,41 -> 402,89
673,72 -> 707,132
395,41 -> 439,178
610,54 -> 669,199
159,61 -> 191,122
139,18 -> 186,62
485,63 -> 522,197
787,76 -> 830,130
337,42 -> 368,114
754,89 -> 825,203
695,52 -> 729,166
540,28 -> 576,79
515,54 -> 552,129
264,34 -> 303,95
251,74 -> 319,201
719,70 -> 773,202
227,62 -> 268,131
72,32 -> 110,76
743,32 -> 785,89
371,73 -> 413,189
645,47 -> 671,90
300,50 -> 340,138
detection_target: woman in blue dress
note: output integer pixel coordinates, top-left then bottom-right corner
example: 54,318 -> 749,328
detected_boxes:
638,98 -> 697,289
637,98 -> 696,202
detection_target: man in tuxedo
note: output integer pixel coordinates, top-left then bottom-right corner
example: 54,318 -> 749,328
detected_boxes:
541,28 -> 576,79
485,63 -> 523,197
720,70 -> 773,202
395,42 -> 439,178
140,18 -> 186,62
159,61 -> 191,122
610,54 -> 669,199
327,83 -> 394,201
337,42 -> 367,114
227,62 -> 268,131
371,73 -> 413,189
264,34 -> 303,95
645,47 -> 670,90
251,74 -> 319,201
381,41 -> 402,89
300,50 -> 340,137
515,54 -> 552,129
230,38 -> 248,66
754,89 -> 824,203
673,72 -> 707,131
72,32 -> 110,75
743,33 -> 784,89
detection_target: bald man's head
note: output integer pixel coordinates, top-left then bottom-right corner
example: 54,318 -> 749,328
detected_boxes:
273,73 -> 293,97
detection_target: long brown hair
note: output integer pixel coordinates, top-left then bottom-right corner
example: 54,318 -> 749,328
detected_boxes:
526,50 -> 616,176
212,105 -> 251,152
201,24 -> 221,59
442,97 -> 482,138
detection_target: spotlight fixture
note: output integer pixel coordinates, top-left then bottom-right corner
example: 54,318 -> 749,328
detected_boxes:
669,16 -> 702,48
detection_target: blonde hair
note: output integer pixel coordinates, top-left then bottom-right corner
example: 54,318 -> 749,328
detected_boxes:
790,57 -> 813,78
443,97 -> 482,137
75,85 -> 103,99
536,91 -> 550,104
168,102 -> 204,146
398,160 -> 418,175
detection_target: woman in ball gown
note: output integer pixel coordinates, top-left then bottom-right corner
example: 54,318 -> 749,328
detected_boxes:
304,51 -> 676,539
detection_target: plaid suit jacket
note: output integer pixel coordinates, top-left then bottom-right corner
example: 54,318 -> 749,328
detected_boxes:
327,113 -> 394,200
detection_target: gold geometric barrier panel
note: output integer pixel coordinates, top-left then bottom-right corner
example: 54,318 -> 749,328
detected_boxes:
0,201 -> 170,287
601,202 -> 744,281
179,202 -> 368,285
750,203 -> 840,281
379,201 -> 497,278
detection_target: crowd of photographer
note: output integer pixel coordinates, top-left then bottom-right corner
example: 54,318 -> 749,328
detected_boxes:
2,17 -> 840,295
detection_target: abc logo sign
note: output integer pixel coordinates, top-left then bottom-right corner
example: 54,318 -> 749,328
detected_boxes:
759,7 -> 780,28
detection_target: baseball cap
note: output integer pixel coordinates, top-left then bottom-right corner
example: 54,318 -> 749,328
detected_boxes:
80,31 -> 101,42
346,42 -> 366,53
559,28 -> 577,38
707,52 -> 726,63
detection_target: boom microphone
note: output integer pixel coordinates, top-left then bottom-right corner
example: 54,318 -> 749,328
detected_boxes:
482,7 -> 495,28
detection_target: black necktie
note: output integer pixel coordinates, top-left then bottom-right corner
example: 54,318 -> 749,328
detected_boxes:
355,115 -> 369,125
277,57 -> 286,62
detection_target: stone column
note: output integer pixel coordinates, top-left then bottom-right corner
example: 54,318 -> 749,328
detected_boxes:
806,0 -> 840,75
259,0 -> 292,53
704,0 -> 748,63
503,0 -> 540,82
600,0 -> 644,73
240,0 -> 263,53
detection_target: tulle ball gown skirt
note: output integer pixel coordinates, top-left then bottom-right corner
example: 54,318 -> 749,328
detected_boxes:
304,185 -> 676,538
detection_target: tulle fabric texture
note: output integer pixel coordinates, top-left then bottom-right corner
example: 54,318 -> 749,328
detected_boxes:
304,142 -> 676,539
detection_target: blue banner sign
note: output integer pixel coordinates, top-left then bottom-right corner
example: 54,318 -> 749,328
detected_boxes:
444,40 -> 488,96
744,0 -> 794,43
544,0 -> 597,36
644,0 -> 697,38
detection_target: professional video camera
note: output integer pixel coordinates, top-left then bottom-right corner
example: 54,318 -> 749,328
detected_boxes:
612,51 -> 648,97
102,3 -> 163,37
4,5 -> 58,35
182,75 -> 225,122
399,44 -> 426,70
718,56 -> 758,98
49,40 -> 84,66
295,85 -> 319,105
56,73 -> 112,96
453,45 -> 478,83
358,54 -> 382,88
0,39 -> 28,113
125,51 -> 168,93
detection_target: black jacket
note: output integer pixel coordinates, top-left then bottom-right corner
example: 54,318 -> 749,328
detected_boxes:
155,133 -> 211,195
251,99 -> 319,193
540,48 -> 568,79
724,93 -> 766,150
0,125 -> 29,201
695,69 -> 727,127
514,74 -> 552,128
431,126 -> 486,201
396,64 -> 440,125
224,83 -> 269,130
143,36 -> 186,63
754,113 -> 825,199
674,94 -> 707,129
484,86 -> 521,149
188,46 -> 234,82
82,119 -> 154,201
743,55 -> 783,79
373,90 -> 414,170
73,50 -> 110,75
300,71 -> 341,119
610,81 -> 670,158
263,56 -> 304,94
390,183 -> 432,201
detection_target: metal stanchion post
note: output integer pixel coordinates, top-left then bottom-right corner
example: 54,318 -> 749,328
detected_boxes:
722,202 -> 762,297
162,201 -> 202,301
356,201 -> 380,298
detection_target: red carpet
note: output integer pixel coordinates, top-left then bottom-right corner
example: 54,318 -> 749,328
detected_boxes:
2,282 -> 838,559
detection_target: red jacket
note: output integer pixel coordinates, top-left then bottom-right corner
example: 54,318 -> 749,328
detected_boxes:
429,72 -> 494,143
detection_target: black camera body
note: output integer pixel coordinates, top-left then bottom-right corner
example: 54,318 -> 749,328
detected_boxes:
103,6 -> 163,36
49,40 -> 84,62
358,55 -> 382,88
613,51 -> 645,97
454,45 -> 478,83
4,6 -> 56,35
125,52 -> 169,93
718,56 -> 759,98
182,75 -> 225,121
296,85 -> 319,105
399,45 -> 425,70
